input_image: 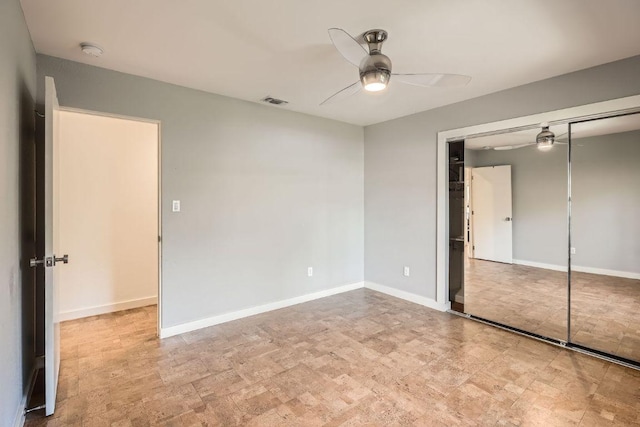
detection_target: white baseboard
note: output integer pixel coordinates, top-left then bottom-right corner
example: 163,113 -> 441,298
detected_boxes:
160,282 -> 365,338
12,388 -> 29,427
572,265 -> 640,280
513,259 -> 567,272
59,296 -> 158,321
364,281 -> 450,312
513,259 -> 640,280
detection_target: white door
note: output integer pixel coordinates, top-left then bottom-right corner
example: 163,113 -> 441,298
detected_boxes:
44,76 -> 64,415
471,165 -> 513,264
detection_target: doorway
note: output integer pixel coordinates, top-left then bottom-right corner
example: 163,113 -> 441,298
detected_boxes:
29,105 -> 162,415
56,109 -> 161,326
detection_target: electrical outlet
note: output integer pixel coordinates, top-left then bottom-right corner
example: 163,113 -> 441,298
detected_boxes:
403,266 -> 410,277
571,247 -> 576,255
307,267 -> 313,277
172,200 -> 181,212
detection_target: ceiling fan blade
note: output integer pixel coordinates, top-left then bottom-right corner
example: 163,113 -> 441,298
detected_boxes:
553,131 -> 569,142
392,73 -> 472,88
493,143 -> 535,150
555,142 -> 583,146
320,81 -> 361,106
328,28 -> 368,67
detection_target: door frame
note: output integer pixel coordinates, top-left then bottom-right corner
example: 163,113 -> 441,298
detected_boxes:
436,94 -> 640,309
58,106 -> 163,336
464,167 -> 473,259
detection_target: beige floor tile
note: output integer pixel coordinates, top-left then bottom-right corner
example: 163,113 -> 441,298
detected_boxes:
24,290 -> 640,426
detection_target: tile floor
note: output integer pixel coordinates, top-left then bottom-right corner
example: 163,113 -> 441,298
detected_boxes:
25,289 -> 640,426
465,259 -> 640,362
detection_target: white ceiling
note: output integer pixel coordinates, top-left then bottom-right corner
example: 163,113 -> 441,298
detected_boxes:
20,0 -> 640,126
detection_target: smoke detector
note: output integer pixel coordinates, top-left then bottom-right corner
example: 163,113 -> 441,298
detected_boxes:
261,96 -> 288,106
80,43 -> 103,57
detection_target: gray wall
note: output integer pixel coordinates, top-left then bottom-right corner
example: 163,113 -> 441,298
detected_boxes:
469,130 -> 640,274
37,55 -> 364,328
0,0 -> 36,425
364,55 -> 640,299
572,130 -> 640,274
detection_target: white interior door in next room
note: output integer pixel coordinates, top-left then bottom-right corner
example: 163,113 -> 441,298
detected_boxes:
41,76 -> 63,416
471,165 -> 513,264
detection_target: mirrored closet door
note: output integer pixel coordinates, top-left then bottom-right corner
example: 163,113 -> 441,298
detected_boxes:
448,110 -> 640,366
569,113 -> 640,363
459,124 -> 570,342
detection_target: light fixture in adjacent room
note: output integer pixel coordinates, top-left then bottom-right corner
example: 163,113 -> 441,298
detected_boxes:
80,42 -> 103,57
536,125 -> 555,150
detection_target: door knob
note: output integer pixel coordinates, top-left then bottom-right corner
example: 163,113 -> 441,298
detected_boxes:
505,217 -> 512,221
54,254 -> 69,265
30,255 -> 68,267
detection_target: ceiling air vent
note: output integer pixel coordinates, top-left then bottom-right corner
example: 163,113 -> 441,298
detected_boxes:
261,96 -> 289,106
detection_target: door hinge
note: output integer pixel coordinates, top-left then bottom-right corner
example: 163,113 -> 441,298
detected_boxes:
35,355 -> 45,369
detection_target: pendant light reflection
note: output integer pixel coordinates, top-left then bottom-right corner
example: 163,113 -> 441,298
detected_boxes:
536,126 -> 555,151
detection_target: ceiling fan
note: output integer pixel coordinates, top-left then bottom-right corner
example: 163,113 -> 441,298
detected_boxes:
321,28 -> 472,105
484,125 -> 572,151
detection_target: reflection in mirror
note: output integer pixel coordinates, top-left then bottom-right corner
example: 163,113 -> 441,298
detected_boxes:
461,124 -> 569,340
570,113 -> 640,363
448,140 -> 465,312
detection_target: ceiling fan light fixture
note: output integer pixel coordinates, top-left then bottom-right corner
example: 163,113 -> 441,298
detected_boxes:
321,27 -> 471,105
361,70 -> 389,92
537,143 -> 554,151
359,49 -> 391,92
536,126 -> 555,150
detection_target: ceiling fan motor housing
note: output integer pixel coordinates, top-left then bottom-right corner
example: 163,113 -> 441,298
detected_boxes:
360,53 -> 392,89
536,126 -> 555,148
359,30 -> 392,91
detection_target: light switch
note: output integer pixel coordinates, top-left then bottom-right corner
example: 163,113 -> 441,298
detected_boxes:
403,266 -> 410,277
172,200 -> 181,212
308,267 -> 313,277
